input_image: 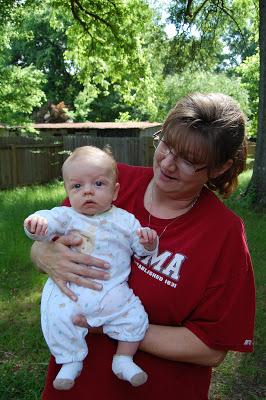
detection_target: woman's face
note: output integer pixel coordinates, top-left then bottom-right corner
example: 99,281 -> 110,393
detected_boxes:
152,137 -> 210,198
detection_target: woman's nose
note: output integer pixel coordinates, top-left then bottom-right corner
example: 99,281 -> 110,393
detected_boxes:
161,153 -> 177,171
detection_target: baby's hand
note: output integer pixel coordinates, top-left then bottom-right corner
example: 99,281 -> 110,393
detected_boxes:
137,227 -> 158,251
24,215 -> 48,236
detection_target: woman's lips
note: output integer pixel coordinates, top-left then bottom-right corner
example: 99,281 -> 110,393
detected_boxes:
160,169 -> 176,180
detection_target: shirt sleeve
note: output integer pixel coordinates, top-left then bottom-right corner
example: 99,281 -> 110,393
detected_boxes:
183,219 -> 255,353
129,215 -> 159,257
24,207 -> 70,242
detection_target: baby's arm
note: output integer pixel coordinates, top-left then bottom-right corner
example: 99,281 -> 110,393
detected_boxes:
137,227 -> 158,252
24,215 -> 48,237
24,207 -> 68,242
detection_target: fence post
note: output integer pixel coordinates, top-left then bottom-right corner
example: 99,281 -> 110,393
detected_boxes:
141,136 -> 154,166
11,144 -> 18,186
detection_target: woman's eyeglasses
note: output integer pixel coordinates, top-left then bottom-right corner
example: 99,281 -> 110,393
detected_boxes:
153,130 -> 207,176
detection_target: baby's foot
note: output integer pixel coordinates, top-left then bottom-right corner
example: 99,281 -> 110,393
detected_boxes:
53,361 -> 83,390
112,355 -> 148,387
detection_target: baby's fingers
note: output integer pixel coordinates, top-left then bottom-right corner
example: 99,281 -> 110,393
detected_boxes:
24,217 -> 32,231
148,229 -> 158,243
25,216 -> 48,236
137,228 -> 147,242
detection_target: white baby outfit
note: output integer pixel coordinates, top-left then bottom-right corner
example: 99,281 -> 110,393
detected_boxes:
25,206 -> 156,365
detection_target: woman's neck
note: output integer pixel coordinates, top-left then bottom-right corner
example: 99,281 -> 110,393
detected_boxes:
144,179 -> 201,219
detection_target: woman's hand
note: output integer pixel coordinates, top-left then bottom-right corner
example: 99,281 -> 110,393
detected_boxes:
31,233 -> 111,301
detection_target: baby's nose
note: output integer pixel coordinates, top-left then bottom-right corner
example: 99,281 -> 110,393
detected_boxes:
83,184 -> 94,194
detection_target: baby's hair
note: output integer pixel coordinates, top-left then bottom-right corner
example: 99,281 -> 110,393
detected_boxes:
62,145 -> 118,181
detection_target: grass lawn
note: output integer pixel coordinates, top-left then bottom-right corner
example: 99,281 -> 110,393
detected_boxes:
0,171 -> 265,399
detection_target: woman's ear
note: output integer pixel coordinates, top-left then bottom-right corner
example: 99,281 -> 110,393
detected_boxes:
112,183 -> 120,201
210,159 -> 233,179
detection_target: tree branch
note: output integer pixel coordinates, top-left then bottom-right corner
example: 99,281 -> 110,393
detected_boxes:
184,0 -> 209,23
184,0 -> 243,36
70,0 -> 95,51
217,0 -> 243,35
70,0 -> 119,40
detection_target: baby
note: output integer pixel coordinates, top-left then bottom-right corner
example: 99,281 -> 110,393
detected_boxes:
24,146 -> 158,391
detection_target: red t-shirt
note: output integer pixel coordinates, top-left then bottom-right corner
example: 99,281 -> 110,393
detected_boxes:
42,164 -> 255,400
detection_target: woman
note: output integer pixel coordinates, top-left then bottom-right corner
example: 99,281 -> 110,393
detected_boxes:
31,93 -> 255,399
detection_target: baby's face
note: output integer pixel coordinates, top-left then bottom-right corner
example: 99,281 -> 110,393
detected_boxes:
63,156 -> 119,216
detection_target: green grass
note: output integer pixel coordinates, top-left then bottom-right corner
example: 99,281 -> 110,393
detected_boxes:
0,174 -> 265,399
210,170 -> 266,400
0,181 -> 66,400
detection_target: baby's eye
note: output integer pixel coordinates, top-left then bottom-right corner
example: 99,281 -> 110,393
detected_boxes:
95,180 -> 104,187
72,183 -> 81,189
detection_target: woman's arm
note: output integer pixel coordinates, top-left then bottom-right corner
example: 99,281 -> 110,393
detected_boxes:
140,324 -> 227,367
72,315 -> 227,367
31,234 -> 111,301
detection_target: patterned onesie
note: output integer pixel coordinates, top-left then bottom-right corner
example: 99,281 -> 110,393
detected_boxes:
25,206 -> 157,364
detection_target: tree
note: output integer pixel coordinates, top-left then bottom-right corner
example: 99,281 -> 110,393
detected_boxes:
168,0 -> 258,71
0,0 -> 167,125
168,0 -> 265,208
237,50 -> 259,137
47,0 -> 166,121
246,0 -> 266,208
0,4 -> 46,128
7,4 -> 82,106
158,70 -> 250,120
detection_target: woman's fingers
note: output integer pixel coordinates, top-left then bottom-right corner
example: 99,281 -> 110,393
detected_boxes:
54,278 -> 79,302
56,233 -> 83,247
31,235 -> 112,301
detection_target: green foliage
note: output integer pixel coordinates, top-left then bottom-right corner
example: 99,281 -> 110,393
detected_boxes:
0,2 -> 47,127
6,3 -> 82,106
157,70 -> 250,121
0,0 -> 260,129
236,50 -> 259,137
0,64 -> 46,127
164,0 -> 259,136
47,0 -> 166,122
168,0 -> 258,71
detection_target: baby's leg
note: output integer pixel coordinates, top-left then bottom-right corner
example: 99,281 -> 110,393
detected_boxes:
112,341 -> 148,387
97,283 -> 149,386
41,279 -> 88,390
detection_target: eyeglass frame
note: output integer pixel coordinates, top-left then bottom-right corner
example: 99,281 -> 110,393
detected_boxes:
153,130 -> 208,175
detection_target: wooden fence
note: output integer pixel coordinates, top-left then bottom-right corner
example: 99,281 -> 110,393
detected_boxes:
0,135 -> 256,189
0,135 -> 154,189
63,135 -> 154,166
0,137 -> 63,189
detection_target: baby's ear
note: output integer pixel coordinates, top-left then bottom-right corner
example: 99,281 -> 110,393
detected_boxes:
113,183 -> 120,201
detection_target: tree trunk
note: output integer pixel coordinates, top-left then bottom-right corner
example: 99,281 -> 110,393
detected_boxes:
246,0 -> 266,208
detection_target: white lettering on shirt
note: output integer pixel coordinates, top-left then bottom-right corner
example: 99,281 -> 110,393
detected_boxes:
134,250 -> 186,288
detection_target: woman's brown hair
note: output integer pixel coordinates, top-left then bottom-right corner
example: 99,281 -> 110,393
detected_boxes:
162,92 -> 247,198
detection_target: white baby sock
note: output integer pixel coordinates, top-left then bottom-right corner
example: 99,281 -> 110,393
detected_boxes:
53,361 -> 83,390
112,355 -> 148,387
